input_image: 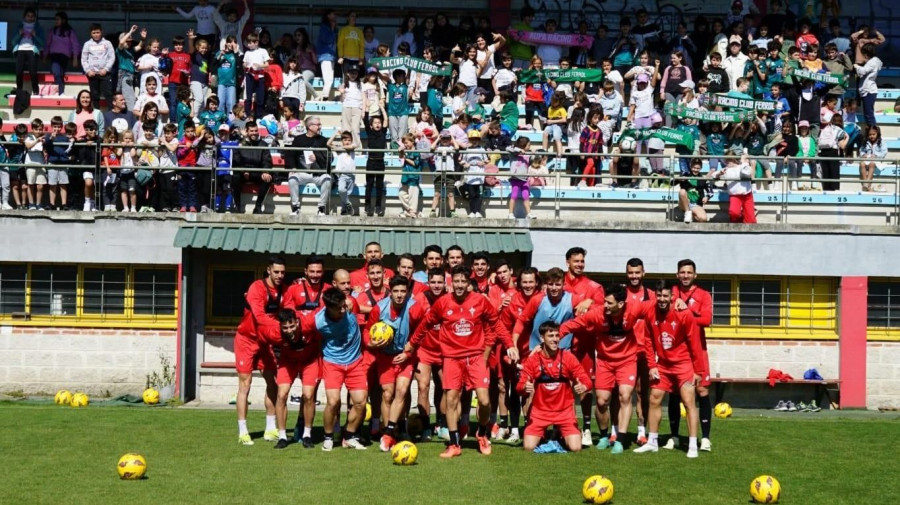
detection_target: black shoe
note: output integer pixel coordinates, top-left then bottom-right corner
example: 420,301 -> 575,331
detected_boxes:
302,436 -> 314,449
274,439 -> 290,450
376,207 -> 385,217
252,207 -> 263,215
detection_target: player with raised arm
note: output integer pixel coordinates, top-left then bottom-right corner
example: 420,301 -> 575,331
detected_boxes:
633,280 -> 703,458
667,259 -> 714,452
399,265 -> 518,458
517,321 -> 591,452
234,255 -> 295,446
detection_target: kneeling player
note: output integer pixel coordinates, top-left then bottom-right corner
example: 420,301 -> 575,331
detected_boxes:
634,280 -> 703,458
517,322 -> 590,452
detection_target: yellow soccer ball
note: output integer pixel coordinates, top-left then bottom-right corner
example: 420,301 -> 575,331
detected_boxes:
582,475 -> 615,504
391,441 -> 418,465
750,475 -> 781,503
54,390 -> 72,406
715,402 -> 733,418
142,388 -> 160,405
117,453 -> 148,480
369,322 -> 394,347
70,393 -> 89,408
680,402 -> 687,418
365,403 -> 372,422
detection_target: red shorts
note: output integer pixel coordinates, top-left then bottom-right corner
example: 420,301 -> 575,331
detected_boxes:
275,351 -> 322,386
653,362 -> 696,393
234,332 -> 276,374
376,353 -> 415,386
322,357 -> 368,391
695,349 -> 711,387
524,409 -> 580,438
571,346 -> 596,381
416,346 -> 442,367
594,357 -> 637,391
443,355 -> 490,391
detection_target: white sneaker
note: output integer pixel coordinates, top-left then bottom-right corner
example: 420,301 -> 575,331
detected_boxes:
506,432 -> 520,444
82,202 -> 91,212
0,203 -> 13,210
322,438 -> 334,452
687,447 -> 699,458
507,213 -> 516,219
129,207 -> 137,213
663,437 -> 679,450
633,443 -> 658,453
700,438 -> 712,451
683,211 -> 693,223
104,205 -> 114,211
344,438 -> 367,450
581,429 -> 592,447
474,212 -> 483,218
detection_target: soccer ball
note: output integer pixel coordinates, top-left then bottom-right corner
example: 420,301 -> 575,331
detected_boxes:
365,403 -> 373,422
70,393 -> 89,408
117,453 -> 148,480
142,388 -> 160,405
619,137 -> 636,153
680,402 -> 687,418
715,402 -> 733,418
369,322 -> 394,347
391,441 -> 418,465
750,475 -> 781,503
54,390 -> 72,405
582,475 -> 614,504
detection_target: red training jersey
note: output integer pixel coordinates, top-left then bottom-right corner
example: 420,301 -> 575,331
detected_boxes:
168,51 -> 192,85
410,291 -> 512,359
516,350 -> 591,413
559,301 -> 652,362
644,306 -> 703,373
672,284 -> 712,343
287,279 -> 332,315
349,264 -> 396,292
413,291 -> 444,353
236,279 -> 295,340
626,285 -> 656,349
564,272 -> 606,304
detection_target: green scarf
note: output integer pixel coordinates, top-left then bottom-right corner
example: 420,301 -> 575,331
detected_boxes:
664,102 -> 755,122
707,93 -> 776,112
621,127 -> 695,151
517,68 -> 604,83
788,68 -> 846,86
369,56 -> 451,76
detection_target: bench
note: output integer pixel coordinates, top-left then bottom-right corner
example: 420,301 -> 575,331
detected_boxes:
199,361 -> 242,374
710,377 -> 841,408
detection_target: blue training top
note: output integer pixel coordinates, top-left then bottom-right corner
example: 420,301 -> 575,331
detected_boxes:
316,308 -> 362,365
529,292 -> 575,351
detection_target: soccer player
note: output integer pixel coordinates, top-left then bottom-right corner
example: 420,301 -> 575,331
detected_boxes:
234,255 -> 294,445
301,287 -> 369,451
395,253 -> 427,295
446,245 -> 466,269
633,280 -> 703,458
368,276 -> 428,451
559,284 -> 650,454
470,251 -> 493,294
624,258 -> 656,445
667,259 -> 713,452
349,241 -> 396,291
412,244 -> 444,284
413,268 -> 447,441
499,267 -> 542,443
289,255 -> 332,314
487,258 -> 517,440
266,309 -> 321,449
354,259 -> 389,436
517,321 -> 591,452
400,265 -> 518,458
355,259 -> 389,320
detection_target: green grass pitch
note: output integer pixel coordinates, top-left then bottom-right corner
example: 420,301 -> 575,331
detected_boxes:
3,404 -> 898,504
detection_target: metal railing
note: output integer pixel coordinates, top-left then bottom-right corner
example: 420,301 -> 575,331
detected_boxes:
2,139 -> 899,224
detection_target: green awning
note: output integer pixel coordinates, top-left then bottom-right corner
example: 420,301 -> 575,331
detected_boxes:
174,226 -> 533,256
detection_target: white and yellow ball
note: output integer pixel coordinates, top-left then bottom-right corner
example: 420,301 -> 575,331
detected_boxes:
582,475 -> 614,504
117,453 -> 148,480
369,322 -> 394,347
714,402 -> 733,418
142,388 -> 160,405
750,475 -> 781,503
391,441 -> 418,465
70,393 -> 89,408
54,390 -> 72,406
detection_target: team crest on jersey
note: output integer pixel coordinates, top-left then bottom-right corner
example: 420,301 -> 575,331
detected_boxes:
469,307 -> 476,316
661,332 -> 674,350
670,320 -> 678,329
453,319 -> 473,336
447,309 -> 453,315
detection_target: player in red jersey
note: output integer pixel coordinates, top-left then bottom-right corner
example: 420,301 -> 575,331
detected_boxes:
354,259 -> 389,437
564,246 -> 606,305
486,258 -> 517,440
446,245 -> 466,269
395,253 -> 427,295
412,244 -> 445,284
288,255 -> 332,315
400,265 -> 518,458
499,267 -> 542,443
559,284 -> 651,454
234,255 -> 295,446
413,268 -> 448,441
470,251 -> 493,294
624,258 -> 656,445
332,269 -> 362,314
348,241 -> 396,291
634,280 -> 703,458
518,321 -> 591,452
667,258 -> 714,452
368,276 -> 428,451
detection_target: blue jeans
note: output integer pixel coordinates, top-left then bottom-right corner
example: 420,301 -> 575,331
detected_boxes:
168,83 -> 180,119
862,93 -> 877,126
178,171 -> 198,209
337,174 -> 355,207
49,53 -> 69,94
218,85 -> 236,118
245,75 -> 265,119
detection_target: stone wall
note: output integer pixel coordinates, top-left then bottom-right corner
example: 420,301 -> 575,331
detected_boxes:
867,342 -> 900,410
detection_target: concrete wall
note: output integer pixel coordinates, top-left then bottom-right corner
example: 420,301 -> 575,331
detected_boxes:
867,342 -> 900,409
0,327 -> 176,397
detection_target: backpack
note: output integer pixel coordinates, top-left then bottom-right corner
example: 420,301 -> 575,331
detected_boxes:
13,90 -> 31,115
484,164 -> 500,187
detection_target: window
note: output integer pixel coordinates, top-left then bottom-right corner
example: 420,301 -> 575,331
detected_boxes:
210,269 -> 256,320
134,269 -> 178,316
0,264 -> 27,314
698,279 -> 733,326
30,265 -> 78,316
739,280 -> 782,326
786,278 -> 836,328
868,282 -> 900,328
83,268 -> 127,315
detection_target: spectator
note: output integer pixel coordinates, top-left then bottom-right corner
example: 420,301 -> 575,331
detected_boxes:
317,10 -> 339,100
119,130 -> 139,212
285,116 -> 332,217
475,32 -> 505,104
43,117 -> 71,210
293,28 -> 318,101
506,137 -> 532,219
459,130 -> 487,217
678,158 -> 712,223
243,33 -> 269,119
133,75 -> 169,118
44,11 -> 79,96
136,35 -> 164,96
394,15 -> 418,58
264,48 -> 284,116
175,0 -> 218,47
133,102 -> 164,140
68,90 -> 105,138
770,120 -> 799,191
212,0 -> 249,52
81,23 -> 115,109
176,122 -> 199,212
167,35 -> 193,115
667,22 -> 696,70
76,119 -> 100,211
722,39 -> 749,92
188,31 -> 212,116
590,25 -> 614,67
281,57 -> 307,118
796,120 -> 819,190
363,114 -> 388,217
660,51 -> 692,127
411,46 -> 439,103
850,26 -> 885,65
398,133 -> 421,218
338,11 -> 365,75
104,92 -> 136,135
710,151 -> 755,224
414,17 -> 436,59
826,19 -> 850,54
430,129 -> 460,217
854,43 -> 882,129
631,8 -> 661,54
817,114 -> 849,191
327,130 -> 358,216
233,121 -> 275,214
216,36 -> 240,116
859,125 -> 886,192
336,64 -> 364,149
116,25 -> 143,113
12,7 -> 44,97
535,19 -> 562,68
363,25 -> 379,63
432,13 -> 456,61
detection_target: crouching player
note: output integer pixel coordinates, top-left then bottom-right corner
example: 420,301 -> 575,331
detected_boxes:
634,280 -> 703,458
517,322 -> 591,452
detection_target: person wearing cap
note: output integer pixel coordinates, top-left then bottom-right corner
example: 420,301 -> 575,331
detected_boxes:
722,38 -> 749,92
674,81 -> 699,174
796,120 -> 819,190
659,51 -> 693,127
460,129 -> 488,218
